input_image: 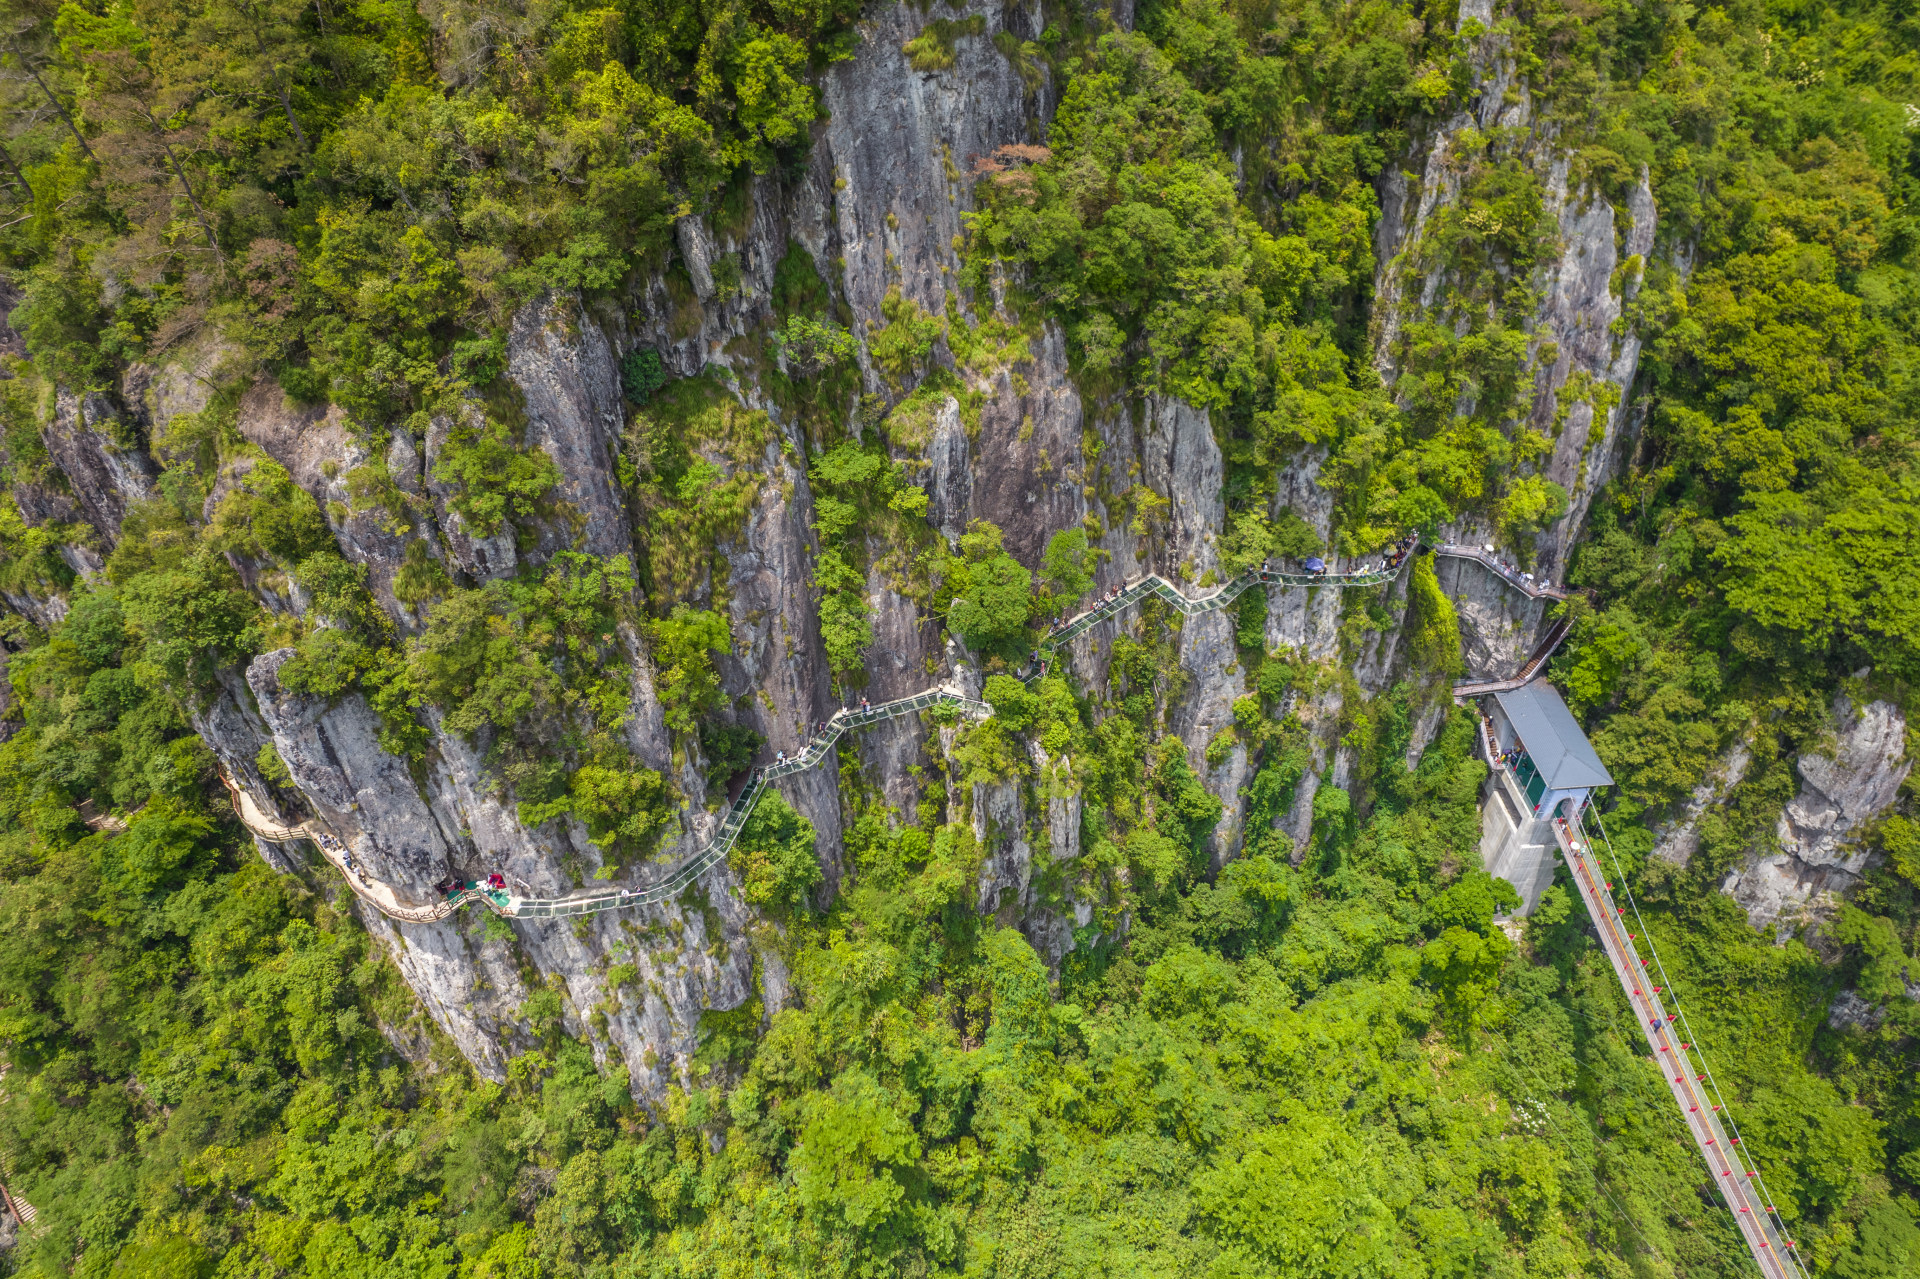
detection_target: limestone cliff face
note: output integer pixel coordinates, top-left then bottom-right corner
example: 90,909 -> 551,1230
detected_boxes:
39,391 -> 159,550
1,0 -> 1791,1097
242,642 -> 760,1092
1432,552 -> 1551,680
1722,697 -> 1911,932
508,294 -> 635,566
233,383 -> 440,625
249,648 -> 456,902
1371,10 -> 1664,590
1651,740 -> 1754,870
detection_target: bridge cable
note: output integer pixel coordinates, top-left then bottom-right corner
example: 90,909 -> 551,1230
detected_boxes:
1584,808 -> 1806,1276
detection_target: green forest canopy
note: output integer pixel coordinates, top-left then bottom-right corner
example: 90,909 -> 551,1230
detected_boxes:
0,0 -> 1915,1275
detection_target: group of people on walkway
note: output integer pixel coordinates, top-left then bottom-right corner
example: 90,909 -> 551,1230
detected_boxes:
1321,531 -> 1422,578
777,698 -> 877,765
1469,543 -> 1542,589
1379,532 -> 1421,574
1477,714 -> 1533,776
315,830 -> 370,886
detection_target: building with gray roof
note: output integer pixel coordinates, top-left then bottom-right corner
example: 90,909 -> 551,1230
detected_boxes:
1472,680 -> 1613,915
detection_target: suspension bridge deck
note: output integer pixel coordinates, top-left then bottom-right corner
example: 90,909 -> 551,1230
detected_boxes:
1558,813 -> 1806,1279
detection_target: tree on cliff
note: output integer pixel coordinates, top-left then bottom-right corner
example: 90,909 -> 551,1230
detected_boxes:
944,520 -> 1033,657
730,792 -> 821,918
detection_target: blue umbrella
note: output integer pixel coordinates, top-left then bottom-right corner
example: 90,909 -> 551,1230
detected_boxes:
1303,556 -> 1326,573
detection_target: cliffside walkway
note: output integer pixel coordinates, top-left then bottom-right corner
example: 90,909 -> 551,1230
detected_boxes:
1556,810 -> 1808,1279
221,686 -> 995,922
504,686 -> 993,920
1021,562 -> 1397,677
1451,616 -> 1574,700
224,548 -> 1570,925
219,545 -> 1804,1276
1430,544 -> 1581,699
219,772 -> 474,923
1430,543 -> 1572,601
219,559 -> 1407,923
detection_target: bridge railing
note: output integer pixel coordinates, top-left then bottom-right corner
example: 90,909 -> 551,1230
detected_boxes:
497,693 -> 991,919
1037,562 -> 1401,656
1557,814 -> 1805,1279
1430,543 -> 1571,601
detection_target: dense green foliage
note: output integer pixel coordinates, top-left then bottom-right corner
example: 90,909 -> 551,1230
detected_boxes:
1525,4 -> 1920,1257
728,793 -> 822,918
0,0 -> 1916,1273
1,0 -> 855,408
4,605 -> 1912,1277
807,439 -> 930,682
942,520 -> 1036,659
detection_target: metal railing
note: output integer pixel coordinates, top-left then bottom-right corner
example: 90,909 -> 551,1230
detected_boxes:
498,688 -> 989,918
236,558 -> 1413,925
1556,813 -> 1807,1279
1028,561 -> 1401,674
1452,616 -> 1575,700
1431,544 -> 1571,600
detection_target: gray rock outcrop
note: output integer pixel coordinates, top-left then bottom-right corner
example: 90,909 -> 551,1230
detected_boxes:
1372,21 -> 1665,596
233,380 -> 432,624
1652,740 -> 1753,868
40,391 -> 157,548
1723,697 -> 1910,929
1826,989 -> 1887,1032
247,647 -> 454,902
424,403 -> 518,583
507,293 -> 634,565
